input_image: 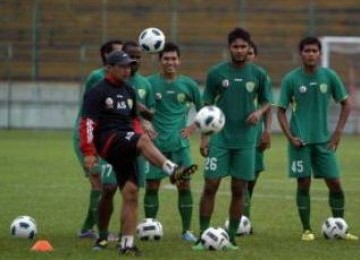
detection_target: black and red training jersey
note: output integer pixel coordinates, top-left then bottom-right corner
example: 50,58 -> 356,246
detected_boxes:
79,74 -> 143,157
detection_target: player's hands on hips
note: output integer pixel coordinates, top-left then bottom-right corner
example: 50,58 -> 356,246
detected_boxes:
259,130 -> 271,151
246,110 -> 262,125
328,131 -> 341,150
200,135 -> 209,157
181,123 -> 197,139
84,155 -> 98,172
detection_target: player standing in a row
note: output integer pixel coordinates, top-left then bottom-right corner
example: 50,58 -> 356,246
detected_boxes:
79,51 -> 197,256
193,27 -> 272,250
144,42 -> 202,242
277,36 -> 358,241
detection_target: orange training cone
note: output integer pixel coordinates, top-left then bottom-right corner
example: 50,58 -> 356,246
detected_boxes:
31,240 -> 54,252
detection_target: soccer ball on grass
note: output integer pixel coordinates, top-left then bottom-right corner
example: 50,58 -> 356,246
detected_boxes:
200,227 -> 230,250
138,27 -> 165,53
321,217 -> 348,239
224,215 -> 252,236
10,215 -> 38,239
136,218 -> 163,241
194,105 -> 225,135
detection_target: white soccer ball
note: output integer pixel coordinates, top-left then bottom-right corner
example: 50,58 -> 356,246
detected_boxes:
138,27 -> 165,53
200,227 -> 230,250
10,216 -> 38,239
195,105 -> 225,135
136,218 -> 163,241
224,215 -> 252,236
321,217 -> 348,239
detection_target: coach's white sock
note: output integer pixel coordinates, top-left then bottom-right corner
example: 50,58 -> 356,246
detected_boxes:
162,160 -> 177,176
121,235 -> 134,249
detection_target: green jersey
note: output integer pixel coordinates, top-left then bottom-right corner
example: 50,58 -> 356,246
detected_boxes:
147,73 -> 202,152
277,67 -> 348,144
73,67 -> 106,141
203,62 -> 272,149
128,72 -> 155,109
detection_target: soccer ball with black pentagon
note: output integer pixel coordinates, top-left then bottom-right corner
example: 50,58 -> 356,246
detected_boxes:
10,216 -> 38,239
200,227 -> 230,250
321,217 -> 348,239
138,27 -> 165,53
195,105 -> 225,135
136,218 -> 163,241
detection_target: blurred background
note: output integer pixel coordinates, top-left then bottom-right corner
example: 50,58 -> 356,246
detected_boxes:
0,0 -> 359,131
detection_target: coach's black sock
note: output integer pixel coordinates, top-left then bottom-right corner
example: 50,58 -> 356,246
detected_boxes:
329,190 -> 344,218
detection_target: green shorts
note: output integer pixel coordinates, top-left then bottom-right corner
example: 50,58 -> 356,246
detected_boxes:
288,142 -> 340,179
204,145 -> 255,181
146,147 -> 193,180
255,147 -> 264,173
73,138 -> 117,185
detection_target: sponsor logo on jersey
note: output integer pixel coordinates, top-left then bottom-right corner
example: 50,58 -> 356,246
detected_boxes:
245,81 -> 255,93
105,97 -> 114,109
222,79 -> 230,88
234,78 -> 243,82
127,99 -> 133,109
137,89 -> 146,100
117,101 -> 127,109
166,90 -> 175,94
319,83 -> 328,93
155,92 -> 162,100
299,85 -> 307,94
309,82 -> 317,86
177,93 -> 186,103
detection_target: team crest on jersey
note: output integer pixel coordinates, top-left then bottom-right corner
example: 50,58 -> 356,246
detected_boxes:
155,92 -> 162,100
299,85 -> 307,94
222,79 -> 230,88
177,93 -> 186,103
127,99 -> 133,109
319,83 -> 328,93
245,81 -> 255,93
138,89 -> 146,99
105,97 -> 114,109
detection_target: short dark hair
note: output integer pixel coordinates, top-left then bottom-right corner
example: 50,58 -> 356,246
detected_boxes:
298,37 -> 322,52
100,40 -> 123,64
159,42 -> 181,58
122,40 -> 139,53
249,40 -> 258,56
228,27 -> 251,45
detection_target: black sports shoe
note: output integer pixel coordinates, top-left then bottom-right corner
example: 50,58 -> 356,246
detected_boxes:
170,164 -> 198,184
119,246 -> 142,256
92,238 -> 108,251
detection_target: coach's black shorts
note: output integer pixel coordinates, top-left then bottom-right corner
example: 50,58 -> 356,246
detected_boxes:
100,131 -> 141,189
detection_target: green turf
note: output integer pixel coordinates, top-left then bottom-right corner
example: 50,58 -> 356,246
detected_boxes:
0,130 -> 359,259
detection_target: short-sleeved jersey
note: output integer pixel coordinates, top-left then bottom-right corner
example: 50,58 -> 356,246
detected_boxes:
203,62 -> 272,149
147,73 -> 202,152
277,67 -> 348,144
82,77 -> 137,145
73,67 -> 106,141
127,72 -> 155,109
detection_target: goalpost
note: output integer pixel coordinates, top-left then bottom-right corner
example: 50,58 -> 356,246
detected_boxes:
320,36 -> 360,134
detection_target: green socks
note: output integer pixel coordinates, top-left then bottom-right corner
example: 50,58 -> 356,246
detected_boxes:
296,188 -> 311,230
178,189 -> 193,233
81,189 -> 101,231
243,189 -> 251,219
144,189 -> 159,218
329,190 -> 344,218
228,218 -> 240,243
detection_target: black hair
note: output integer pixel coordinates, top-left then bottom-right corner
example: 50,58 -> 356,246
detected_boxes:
122,40 -> 139,53
298,37 -> 322,52
228,27 -> 251,45
100,39 -> 123,65
249,40 -> 258,56
159,42 -> 181,58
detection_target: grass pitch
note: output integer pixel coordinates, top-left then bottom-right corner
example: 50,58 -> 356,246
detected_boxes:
0,130 -> 359,259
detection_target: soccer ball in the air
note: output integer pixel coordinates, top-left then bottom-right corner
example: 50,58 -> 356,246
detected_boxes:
10,216 -> 38,239
321,217 -> 348,239
224,215 -> 252,236
138,27 -> 165,53
136,218 -> 163,241
195,105 -> 225,135
200,227 -> 230,250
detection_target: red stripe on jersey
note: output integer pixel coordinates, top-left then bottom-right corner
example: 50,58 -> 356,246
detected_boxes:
132,117 -> 144,134
98,133 -> 116,158
79,117 -> 97,156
